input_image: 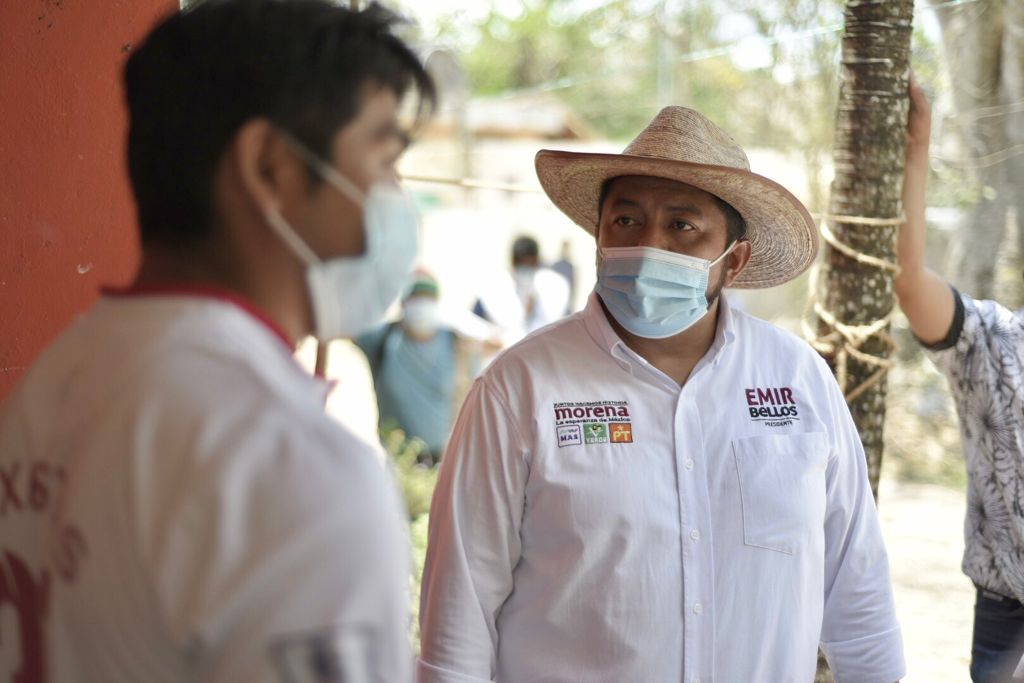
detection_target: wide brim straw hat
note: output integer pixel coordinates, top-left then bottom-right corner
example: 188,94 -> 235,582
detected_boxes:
535,106 -> 817,289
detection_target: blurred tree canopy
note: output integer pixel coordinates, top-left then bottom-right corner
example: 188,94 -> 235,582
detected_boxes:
394,0 -> 949,213
929,0 -> 1024,303
418,0 -> 843,144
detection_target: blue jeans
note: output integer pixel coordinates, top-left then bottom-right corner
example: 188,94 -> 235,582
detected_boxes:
971,588 -> 1024,683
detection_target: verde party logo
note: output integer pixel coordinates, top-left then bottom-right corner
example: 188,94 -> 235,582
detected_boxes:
554,401 -> 633,448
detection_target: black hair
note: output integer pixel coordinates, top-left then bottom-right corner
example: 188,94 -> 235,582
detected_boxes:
511,235 -> 540,265
124,0 -> 435,246
714,196 -> 748,244
597,177 -> 748,244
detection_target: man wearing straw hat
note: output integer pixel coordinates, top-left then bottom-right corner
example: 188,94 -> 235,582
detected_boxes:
418,105 -> 905,682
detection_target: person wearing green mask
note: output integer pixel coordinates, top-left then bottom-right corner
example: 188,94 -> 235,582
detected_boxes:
357,271 -> 500,464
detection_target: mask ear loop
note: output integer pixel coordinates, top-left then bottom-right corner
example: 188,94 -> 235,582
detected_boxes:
704,240 -> 740,311
265,209 -> 321,267
279,132 -> 367,207
708,240 -> 738,268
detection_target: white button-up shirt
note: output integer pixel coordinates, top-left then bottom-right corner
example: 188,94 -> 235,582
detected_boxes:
419,293 -> 904,683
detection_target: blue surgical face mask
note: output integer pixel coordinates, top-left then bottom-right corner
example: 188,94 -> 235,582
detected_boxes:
595,242 -> 736,339
264,135 -> 419,341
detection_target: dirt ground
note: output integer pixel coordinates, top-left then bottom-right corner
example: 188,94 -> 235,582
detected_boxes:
877,476 -> 974,682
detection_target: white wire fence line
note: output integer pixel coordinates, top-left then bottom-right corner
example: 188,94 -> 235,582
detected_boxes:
400,142 -> 1018,197
401,174 -> 543,194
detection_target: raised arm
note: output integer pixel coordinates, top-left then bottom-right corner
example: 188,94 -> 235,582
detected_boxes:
893,73 -> 957,345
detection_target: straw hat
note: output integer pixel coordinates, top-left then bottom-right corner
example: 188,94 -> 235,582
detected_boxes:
535,106 -> 817,289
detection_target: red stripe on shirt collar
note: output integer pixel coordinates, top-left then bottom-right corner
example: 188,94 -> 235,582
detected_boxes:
102,282 -> 296,349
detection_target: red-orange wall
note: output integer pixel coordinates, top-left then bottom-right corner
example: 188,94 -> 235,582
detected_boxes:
0,0 -> 175,401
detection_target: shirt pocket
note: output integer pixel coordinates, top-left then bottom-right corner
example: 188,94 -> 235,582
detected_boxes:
731,432 -> 829,555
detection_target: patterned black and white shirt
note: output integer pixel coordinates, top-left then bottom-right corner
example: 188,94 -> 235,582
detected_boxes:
925,288 -> 1024,601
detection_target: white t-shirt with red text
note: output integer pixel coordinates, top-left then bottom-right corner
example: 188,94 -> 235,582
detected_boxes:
0,286 -> 411,683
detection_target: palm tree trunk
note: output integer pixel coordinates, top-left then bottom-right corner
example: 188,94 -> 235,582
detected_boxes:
823,0 -> 914,496
816,1 -> 915,678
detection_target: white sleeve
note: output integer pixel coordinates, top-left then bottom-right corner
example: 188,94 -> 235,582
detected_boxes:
440,305 -> 501,344
417,376 -> 530,683
140,413 -> 412,683
478,276 -> 528,336
817,373 -> 906,683
533,268 -> 570,326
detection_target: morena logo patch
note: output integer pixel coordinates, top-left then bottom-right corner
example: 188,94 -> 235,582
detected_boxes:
553,400 -> 633,447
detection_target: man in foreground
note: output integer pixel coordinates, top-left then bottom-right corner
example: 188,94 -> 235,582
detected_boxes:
419,105 -> 905,682
0,1 -> 433,681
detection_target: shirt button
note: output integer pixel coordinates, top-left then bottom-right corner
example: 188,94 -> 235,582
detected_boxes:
684,458 -> 695,470
690,529 -> 701,541
693,603 -> 703,615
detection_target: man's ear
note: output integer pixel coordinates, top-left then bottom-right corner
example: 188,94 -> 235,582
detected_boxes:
722,239 -> 753,287
229,119 -> 307,216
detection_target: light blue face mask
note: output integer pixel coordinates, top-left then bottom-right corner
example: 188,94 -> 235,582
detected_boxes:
595,243 -> 736,339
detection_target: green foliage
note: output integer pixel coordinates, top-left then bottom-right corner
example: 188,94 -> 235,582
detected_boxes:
883,347 -> 968,490
408,0 -> 857,205
396,0 -> 952,195
380,423 -> 438,652
461,2 -> 593,96
381,422 -> 438,521
417,0 -> 745,140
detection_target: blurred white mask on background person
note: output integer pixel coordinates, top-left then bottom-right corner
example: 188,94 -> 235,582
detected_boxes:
513,266 -> 538,302
403,298 -> 440,337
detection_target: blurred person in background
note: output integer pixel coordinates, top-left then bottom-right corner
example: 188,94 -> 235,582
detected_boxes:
551,238 -> 578,314
472,235 -> 571,344
357,270 -> 500,464
0,1 -> 433,681
895,75 -> 1024,683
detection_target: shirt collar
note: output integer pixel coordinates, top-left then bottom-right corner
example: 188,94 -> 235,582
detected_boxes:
582,291 -> 626,362
101,282 -> 296,350
582,290 -> 738,373
707,293 -> 738,368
